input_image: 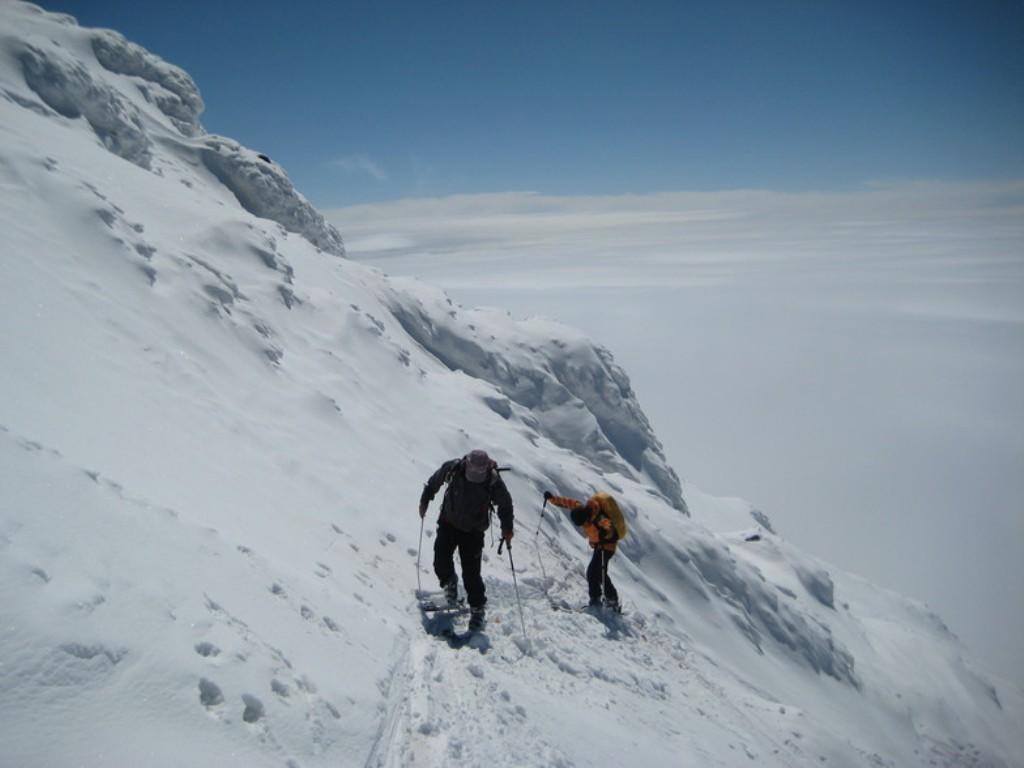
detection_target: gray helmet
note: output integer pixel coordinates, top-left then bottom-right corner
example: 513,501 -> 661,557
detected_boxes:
464,449 -> 492,483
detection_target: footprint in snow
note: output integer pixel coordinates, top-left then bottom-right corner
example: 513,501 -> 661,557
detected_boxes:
199,678 -> 224,708
61,643 -> 126,665
75,594 -> 106,613
295,675 -> 317,695
241,694 -> 265,723
195,642 -> 220,659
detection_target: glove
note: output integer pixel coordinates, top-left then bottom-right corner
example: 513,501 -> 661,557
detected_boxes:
543,491 -> 553,501
419,502 -> 427,519
502,529 -> 514,542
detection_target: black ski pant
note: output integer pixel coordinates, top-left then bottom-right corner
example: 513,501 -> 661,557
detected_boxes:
433,520 -> 486,608
587,547 -> 619,604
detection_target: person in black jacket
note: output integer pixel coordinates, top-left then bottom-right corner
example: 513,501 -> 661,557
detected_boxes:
420,449 -> 514,628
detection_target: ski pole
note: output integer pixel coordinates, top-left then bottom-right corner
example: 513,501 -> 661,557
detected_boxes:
533,497 -> 548,538
499,538 -> 528,641
533,499 -> 550,597
601,548 -> 606,604
415,515 -> 424,594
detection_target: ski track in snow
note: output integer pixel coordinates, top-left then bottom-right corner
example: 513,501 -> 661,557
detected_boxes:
365,548 -> 811,768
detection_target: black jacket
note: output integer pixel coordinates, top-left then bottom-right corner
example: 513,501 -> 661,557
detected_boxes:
420,458 -> 514,533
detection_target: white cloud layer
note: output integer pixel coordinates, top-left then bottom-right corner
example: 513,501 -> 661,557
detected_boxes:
331,180 -> 1024,302
327,180 -> 1024,683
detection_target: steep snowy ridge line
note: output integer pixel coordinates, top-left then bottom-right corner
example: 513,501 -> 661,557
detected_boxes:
383,279 -> 687,512
1,3 -> 344,255
1,3 -> 1022,767
90,27 -> 205,136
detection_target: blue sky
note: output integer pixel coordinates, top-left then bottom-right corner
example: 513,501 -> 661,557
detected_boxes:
44,0 -> 1024,206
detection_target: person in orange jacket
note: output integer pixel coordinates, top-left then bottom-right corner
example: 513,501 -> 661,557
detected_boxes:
544,491 -> 621,611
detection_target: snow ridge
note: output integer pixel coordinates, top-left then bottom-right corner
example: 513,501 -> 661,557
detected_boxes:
16,39 -> 154,168
2,3 -> 344,256
91,28 -> 205,137
385,281 -> 687,512
200,136 -> 345,257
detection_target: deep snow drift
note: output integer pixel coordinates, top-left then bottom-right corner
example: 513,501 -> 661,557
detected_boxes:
1,4 -> 1021,767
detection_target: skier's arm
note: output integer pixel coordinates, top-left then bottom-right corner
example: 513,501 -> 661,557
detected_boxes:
420,459 -> 457,509
493,478 -> 514,535
546,494 -> 582,511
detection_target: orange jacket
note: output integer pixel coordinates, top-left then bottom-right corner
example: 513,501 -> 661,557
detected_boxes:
548,494 -> 618,552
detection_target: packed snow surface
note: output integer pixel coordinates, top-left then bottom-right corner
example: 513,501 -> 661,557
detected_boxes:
1,3 -> 1021,767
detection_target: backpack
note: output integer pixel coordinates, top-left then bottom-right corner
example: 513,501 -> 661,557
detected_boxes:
593,492 -> 627,540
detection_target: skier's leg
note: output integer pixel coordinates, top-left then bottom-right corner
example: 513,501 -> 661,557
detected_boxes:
586,549 -> 603,605
433,521 -> 458,590
457,529 -> 486,608
601,549 -> 619,604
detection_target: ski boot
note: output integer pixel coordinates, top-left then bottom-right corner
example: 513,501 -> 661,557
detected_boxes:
468,607 -> 485,632
443,576 -> 459,608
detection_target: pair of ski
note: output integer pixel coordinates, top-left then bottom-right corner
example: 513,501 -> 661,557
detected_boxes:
418,594 -> 485,646
418,597 -> 466,613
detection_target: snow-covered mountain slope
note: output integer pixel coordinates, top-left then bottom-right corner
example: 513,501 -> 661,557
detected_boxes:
1,4 -> 1021,767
